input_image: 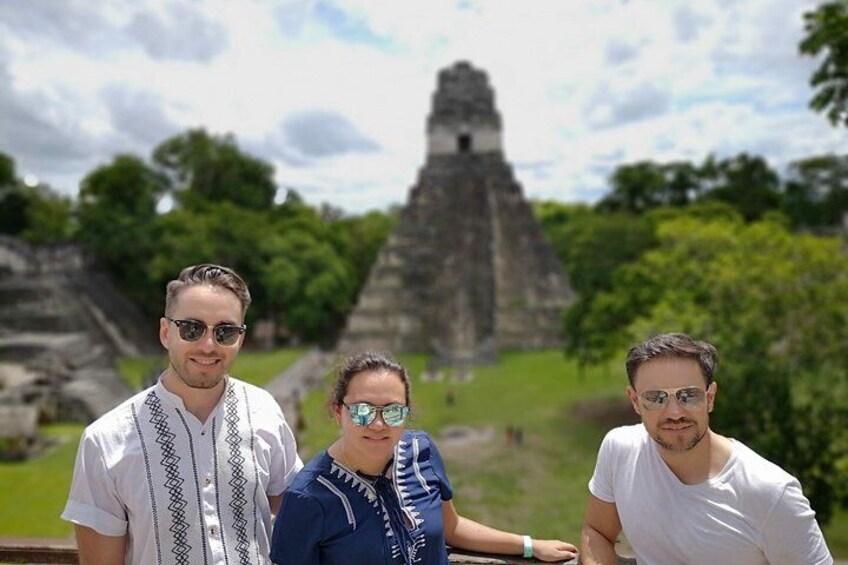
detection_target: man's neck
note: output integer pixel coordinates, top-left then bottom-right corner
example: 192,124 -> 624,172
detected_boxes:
658,429 -> 732,485
161,370 -> 227,423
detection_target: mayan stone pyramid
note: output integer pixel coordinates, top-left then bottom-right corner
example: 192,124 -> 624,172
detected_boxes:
338,61 -> 573,364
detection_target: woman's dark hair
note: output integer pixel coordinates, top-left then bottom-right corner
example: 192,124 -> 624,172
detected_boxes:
330,351 -> 411,407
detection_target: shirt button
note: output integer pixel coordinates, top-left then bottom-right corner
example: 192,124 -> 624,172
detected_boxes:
205,476 -> 212,486
210,526 -> 217,536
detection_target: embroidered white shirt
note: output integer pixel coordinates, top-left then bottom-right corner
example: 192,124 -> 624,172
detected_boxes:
62,376 -> 303,565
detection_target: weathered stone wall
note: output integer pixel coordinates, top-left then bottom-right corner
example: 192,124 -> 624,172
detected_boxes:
0,237 -> 157,422
0,235 -> 91,275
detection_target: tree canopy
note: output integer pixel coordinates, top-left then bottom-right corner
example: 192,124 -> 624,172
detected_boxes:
0,152 -> 74,243
800,0 -> 848,127
559,213 -> 848,523
153,128 -> 277,211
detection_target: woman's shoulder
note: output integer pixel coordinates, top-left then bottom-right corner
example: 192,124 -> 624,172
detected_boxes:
401,429 -> 433,443
286,450 -> 333,493
397,430 -> 443,461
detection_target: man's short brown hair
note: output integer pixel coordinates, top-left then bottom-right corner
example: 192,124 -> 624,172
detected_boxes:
165,264 -> 251,318
625,332 -> 718,387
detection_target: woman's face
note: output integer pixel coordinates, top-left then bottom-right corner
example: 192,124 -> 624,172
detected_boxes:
333,369 -> 408,466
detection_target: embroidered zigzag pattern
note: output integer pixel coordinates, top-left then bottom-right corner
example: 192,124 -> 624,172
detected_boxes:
394,436 -> 428,563
409,534 -> 427,563
330,461 -> 397,550
131,402 -> 163,564
394,439 -> 424,529
145,391 -> 191,565
317,476 -> 357,529
224,384 -> 251,564
330,462 -> 378,505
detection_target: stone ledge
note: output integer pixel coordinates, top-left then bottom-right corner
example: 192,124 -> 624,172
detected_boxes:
0,538 -> 78,564
0,538 -> 636,564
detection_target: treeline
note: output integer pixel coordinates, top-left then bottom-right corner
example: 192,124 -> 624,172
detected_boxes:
535,153 -> 848,525
2,129 -> 847,524
0,130 -> 396,346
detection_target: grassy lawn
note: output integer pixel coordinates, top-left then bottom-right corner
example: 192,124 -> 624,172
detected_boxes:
0,348 -> 304,538
0,424 -> 82,537
299,350 -> 627,542
2,347 -> 846,558
298,349 -> 848,558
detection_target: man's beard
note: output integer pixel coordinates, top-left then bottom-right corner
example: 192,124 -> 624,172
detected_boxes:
170,359 -> 227,389
651,419 -> 707,452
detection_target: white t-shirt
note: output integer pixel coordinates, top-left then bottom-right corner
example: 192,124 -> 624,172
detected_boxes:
589,424 -> 832,565
62,376 -> 303,565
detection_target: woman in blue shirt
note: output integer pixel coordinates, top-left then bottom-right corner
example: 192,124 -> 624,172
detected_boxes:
271,351 -> 577,564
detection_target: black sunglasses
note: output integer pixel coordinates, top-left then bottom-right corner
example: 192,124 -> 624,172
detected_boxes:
166,318 -> 246,346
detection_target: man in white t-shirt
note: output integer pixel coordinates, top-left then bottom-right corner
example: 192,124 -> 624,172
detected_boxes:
62,264 -> 304,565
580,332 -> 832,565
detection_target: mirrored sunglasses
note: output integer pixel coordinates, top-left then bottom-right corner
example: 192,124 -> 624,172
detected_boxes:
639,386 -> 706,411
344,402 -> 410,427
166,317 -> 246,346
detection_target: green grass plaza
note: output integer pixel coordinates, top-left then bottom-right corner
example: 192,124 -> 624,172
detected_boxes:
2,348 -> 845,558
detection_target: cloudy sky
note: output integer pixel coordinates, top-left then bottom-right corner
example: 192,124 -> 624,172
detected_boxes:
0,0 -> 842,213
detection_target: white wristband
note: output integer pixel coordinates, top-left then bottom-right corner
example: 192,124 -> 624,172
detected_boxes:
523,535 -> 533,558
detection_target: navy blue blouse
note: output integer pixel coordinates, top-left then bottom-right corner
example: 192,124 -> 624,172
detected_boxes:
271,430 -> 453,564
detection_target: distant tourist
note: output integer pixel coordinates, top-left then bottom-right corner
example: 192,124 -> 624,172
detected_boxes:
270,350 -> 578,564
62,264 -> 303,564
580,332 -> 833,565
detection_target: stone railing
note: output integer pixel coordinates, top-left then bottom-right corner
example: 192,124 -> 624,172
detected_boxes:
0,538 -> 637,564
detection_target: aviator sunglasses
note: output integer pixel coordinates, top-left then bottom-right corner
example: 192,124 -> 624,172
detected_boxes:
638,386 -> 707,411
344,402 -> 410,427
166,318 -> 246,346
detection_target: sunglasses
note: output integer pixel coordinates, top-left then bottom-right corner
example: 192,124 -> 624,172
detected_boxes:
343,402 -> 410,427
638,386 -> 707,411
166,318 -> 246,346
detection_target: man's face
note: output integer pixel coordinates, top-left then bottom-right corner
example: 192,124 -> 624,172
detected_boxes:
159,284 -> 244,390
627,357 -> 716,453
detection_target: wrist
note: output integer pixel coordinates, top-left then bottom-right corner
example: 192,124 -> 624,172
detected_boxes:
522,534 -> 533,559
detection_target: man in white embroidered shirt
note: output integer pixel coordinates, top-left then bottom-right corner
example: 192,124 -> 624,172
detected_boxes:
62,264 -> 303,565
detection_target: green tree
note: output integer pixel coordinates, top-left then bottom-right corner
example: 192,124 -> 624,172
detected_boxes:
0,153 -> 74,242
700,153 -> 782,221
18,184 -> 75,243
800,0 -> 848,127
784,154 -> 848,229
0,153 -> 29,236
149,203 -> 274,319
534,201 -> 658,369
597,161 -> 702,213
0,153 -> 13,185
153,129 -> 277,211
78,155 -> 167,306
580,215 -> 848,523
262,229 -> 355,345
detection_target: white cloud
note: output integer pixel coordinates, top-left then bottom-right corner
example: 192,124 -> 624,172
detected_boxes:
0,0 -> 840,212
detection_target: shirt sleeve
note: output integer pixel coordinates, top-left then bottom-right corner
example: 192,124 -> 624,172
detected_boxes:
270,490 -> 322,565
427,435 -> 454,501
60,429 -> 128,536
761,481 -> 833,565
588,430 -> 616,503
267,403 -> 304,496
